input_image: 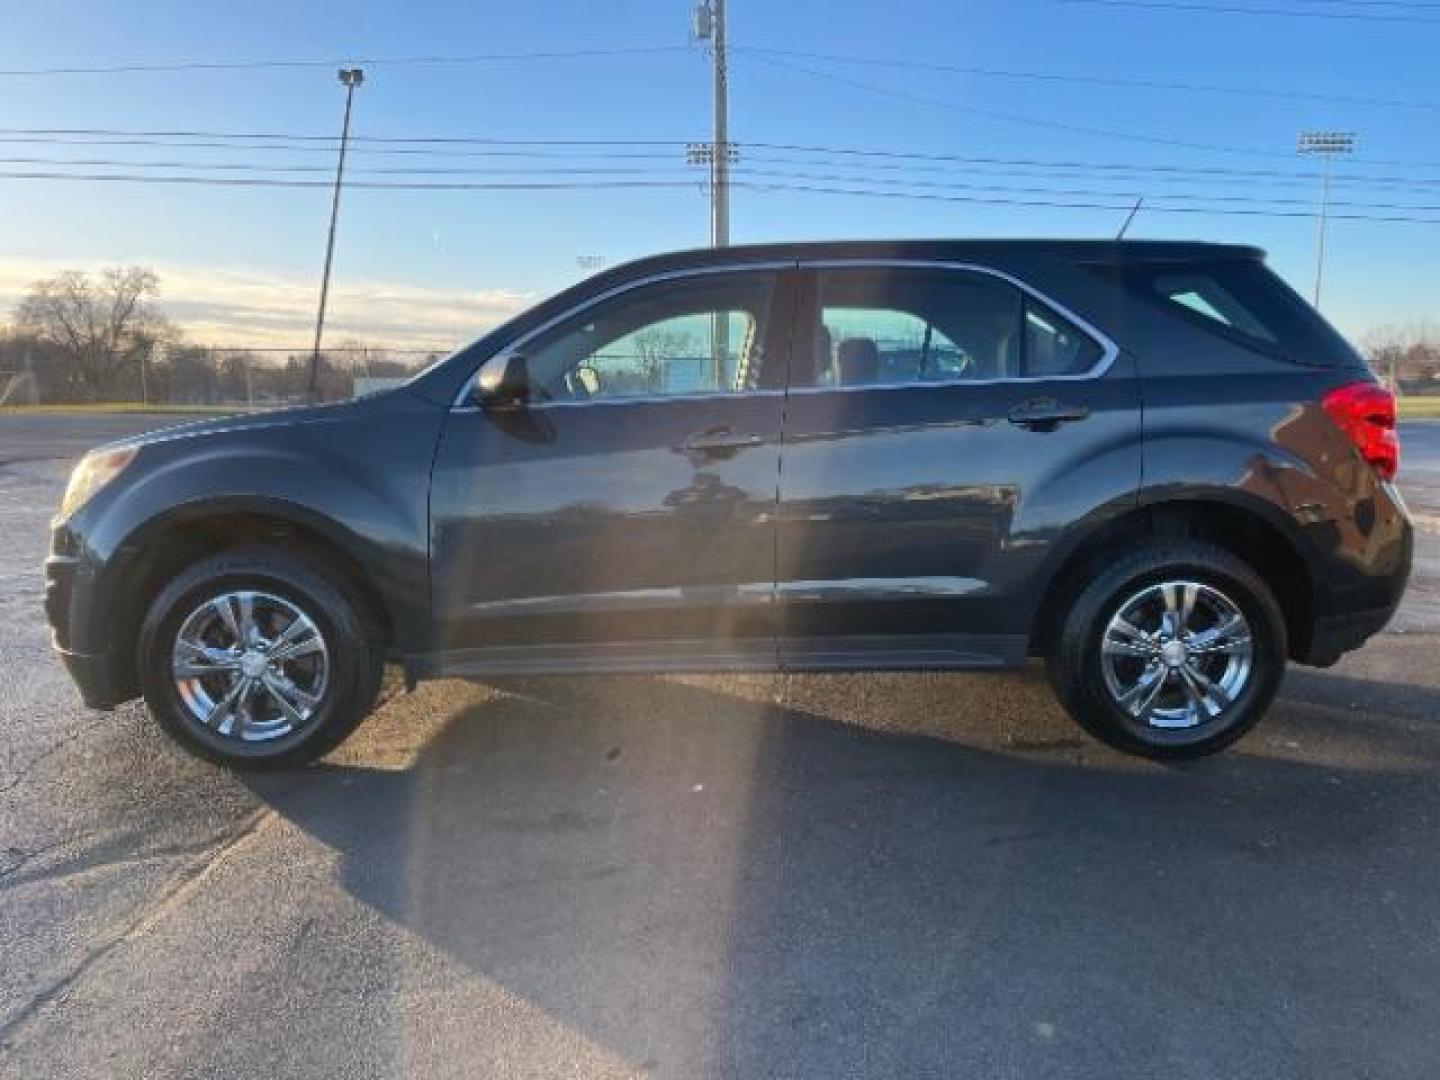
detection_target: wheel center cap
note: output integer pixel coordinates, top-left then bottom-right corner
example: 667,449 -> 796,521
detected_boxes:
1160,640 -> 1188,668
240,651 -> 268,679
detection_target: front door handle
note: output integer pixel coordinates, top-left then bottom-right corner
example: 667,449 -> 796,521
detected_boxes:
1007,397 -> 1090,430
675,427 -> 764,456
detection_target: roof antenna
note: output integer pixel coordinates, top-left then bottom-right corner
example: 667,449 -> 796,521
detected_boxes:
1116,196 -> 1144,240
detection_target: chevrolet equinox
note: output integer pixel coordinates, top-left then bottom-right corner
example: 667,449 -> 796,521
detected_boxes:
45,241 -> 1413,767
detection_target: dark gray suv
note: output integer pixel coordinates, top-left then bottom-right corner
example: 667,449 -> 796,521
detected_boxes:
45,240 -> 1412,767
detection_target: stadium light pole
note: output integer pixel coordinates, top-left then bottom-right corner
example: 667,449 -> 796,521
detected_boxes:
309,67 -> 364,401
1297,131 -> 1354,312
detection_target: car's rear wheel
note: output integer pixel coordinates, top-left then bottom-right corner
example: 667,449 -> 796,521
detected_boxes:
138,549 -> 382,769
1046,541 -> 1286,758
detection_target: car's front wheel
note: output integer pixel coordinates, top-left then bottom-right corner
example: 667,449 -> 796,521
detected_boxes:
1046,541 -> 1287,759
137,549 -> 382,769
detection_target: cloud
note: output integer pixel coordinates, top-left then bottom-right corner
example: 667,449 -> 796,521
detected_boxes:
0,257 -> 535,353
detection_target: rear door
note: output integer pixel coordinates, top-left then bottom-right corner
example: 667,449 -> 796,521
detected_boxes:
776,261 -> 1142,669
429,265 -> 796,670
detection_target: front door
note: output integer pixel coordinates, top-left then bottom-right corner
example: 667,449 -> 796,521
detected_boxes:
776,262 -> 1142,669
429,266 -> 795,671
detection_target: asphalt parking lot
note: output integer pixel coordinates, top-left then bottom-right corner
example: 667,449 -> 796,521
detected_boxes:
2,412 -> 1439,1079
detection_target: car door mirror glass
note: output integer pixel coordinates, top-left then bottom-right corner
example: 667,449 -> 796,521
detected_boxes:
473,352 -> 535,409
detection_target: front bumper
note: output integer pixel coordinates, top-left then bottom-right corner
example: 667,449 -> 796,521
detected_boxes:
46,546 -> 132,709
43,552 -> 79,648
55,644 -> 125,710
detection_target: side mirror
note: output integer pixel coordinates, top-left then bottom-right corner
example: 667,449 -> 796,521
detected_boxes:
474,352 -> 535,410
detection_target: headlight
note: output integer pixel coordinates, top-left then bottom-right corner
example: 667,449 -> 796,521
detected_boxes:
57,447 -> 137,520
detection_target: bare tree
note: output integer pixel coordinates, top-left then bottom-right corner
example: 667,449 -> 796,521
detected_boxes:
1361,322 -> 1440,393
631,326 -> 699,392
13,267 -> 170,400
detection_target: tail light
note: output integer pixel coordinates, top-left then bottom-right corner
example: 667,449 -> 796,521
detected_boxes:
1322,382 -> 1398,481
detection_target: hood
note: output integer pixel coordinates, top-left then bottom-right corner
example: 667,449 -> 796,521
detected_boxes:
95,393 -> 399,454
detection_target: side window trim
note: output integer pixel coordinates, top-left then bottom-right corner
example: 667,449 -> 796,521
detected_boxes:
788,259 -> 1118,394
452,261 -> 798,410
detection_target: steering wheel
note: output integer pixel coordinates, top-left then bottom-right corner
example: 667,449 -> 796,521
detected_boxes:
566,364 -> 602,401
562,368 -> 591,401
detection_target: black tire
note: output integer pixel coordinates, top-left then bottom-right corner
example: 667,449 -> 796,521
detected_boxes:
138,548 -> 383,769
1046,541 -> 1286,759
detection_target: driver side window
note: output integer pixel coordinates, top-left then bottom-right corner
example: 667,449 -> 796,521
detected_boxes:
525,272 -> 778,402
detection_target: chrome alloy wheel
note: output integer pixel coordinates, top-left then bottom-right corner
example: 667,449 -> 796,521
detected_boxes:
1100,580 -> 1254,731
170,590 -> 329,743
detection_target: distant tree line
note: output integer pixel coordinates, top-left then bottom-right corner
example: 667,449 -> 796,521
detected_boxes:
4,264 -> 1437,406
0,266 -> 440,406
1361,323 -> 1440,395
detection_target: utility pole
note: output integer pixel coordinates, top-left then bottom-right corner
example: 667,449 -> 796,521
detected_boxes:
1297,131 -> 1354,312
692,1 -> 732,383
309,67 -> 364,401
710,0 -> 729,250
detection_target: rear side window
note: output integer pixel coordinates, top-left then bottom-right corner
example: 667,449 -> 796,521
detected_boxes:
800,267 -> 1106,389
1091,258 -> 1365,368
1148,274 -> 1277,345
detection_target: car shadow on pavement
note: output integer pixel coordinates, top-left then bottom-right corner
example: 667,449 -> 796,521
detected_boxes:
245,672 -> 1440,1078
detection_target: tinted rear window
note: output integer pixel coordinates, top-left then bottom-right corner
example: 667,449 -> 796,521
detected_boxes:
1089,258 -> 1365,368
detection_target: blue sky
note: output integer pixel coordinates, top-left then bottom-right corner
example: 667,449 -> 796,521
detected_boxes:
1,0 -> 1436,350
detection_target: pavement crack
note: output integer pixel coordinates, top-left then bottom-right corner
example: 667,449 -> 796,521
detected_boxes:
0,713 -> 113,796
0,834 -> 254,892
0,839 -> 66,879
0,806 -> 272,1047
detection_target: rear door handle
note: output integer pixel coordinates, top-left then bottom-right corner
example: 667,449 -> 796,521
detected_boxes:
1007,397 -> 1090,430
675,427 -> 765,455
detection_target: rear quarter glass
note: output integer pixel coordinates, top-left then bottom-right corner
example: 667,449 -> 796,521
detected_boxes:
1087,257 -> 1369,371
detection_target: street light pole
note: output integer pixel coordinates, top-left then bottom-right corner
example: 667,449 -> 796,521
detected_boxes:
309,67 -> 364,401
1297,131 -> 1354,312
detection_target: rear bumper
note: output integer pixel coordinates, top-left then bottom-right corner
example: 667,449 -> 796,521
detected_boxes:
1295,604 -> 1402,667
1294,481 -> 1412,665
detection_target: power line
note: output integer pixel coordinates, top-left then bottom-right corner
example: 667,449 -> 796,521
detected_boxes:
742,145 -> 1440,184
10,124 -> 1440,169
0,170 -> 705,192
8,145 -> 1440,190
731,166 -> 1440,212
0,126 -> 690,147
4,32 -> 1429,117
0,135 -> 688,160
733,180 -> 1440,225
737,59 -> 1440,168
0,156 -> 699,176
735,45 -> 1440,111
744,153 -> 1440,192
1058,0 -> 1440,22
8,165 -> 1440,223
6,125 -> 1440,176
11,153 -> 1440,194
0,45 -> 692,78
741,50 -> 1310,160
